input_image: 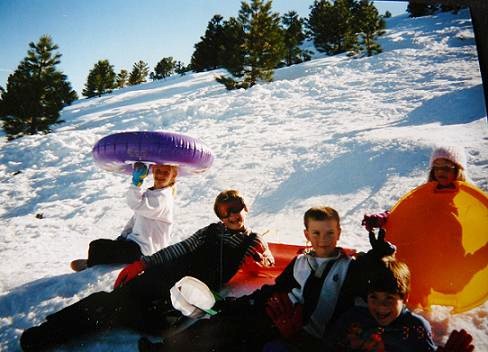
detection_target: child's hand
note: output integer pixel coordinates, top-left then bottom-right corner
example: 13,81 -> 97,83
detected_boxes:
131,162 -> 149,187
265,292 -> 303,339
369,228 -> 396,257
437,329 -> 474,352
362,211 -> 390,231
114,260 -> 145,289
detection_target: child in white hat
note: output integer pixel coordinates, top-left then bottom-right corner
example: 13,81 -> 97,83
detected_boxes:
427,145 -> 469,188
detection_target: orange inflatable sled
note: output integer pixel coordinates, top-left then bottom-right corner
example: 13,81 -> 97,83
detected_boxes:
385,181 -> 488,313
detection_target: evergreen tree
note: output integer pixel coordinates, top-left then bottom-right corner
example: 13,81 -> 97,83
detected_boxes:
0,35 -> 77,140
384,10 -> 392,18
407,1 -> 437,17
116,69 -> 128,88
307,0 -> 358,55
217,0 -> 285,90
82,59 -> 116,98
128,60 -> 149,85
219,17 -> 246,77
281,11 -> 311,66
175,61 -> 190,76
150,57 -> 176,80
355,0 -> 385,56
191,15 -> 226,72
191,15 -> 245,75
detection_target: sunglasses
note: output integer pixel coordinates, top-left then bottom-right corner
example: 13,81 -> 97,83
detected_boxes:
432,165 -> 457,172
219,202 -> 246,219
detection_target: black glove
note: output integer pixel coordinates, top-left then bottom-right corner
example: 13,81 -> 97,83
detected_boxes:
369,228 -> 396,257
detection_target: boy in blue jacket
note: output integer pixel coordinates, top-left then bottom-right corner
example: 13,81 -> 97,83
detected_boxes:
326,256 -> 474,352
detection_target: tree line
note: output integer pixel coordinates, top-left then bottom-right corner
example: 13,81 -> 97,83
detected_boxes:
0,0 -> 459,140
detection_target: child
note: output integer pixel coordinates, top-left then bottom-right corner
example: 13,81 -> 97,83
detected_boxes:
362,145 -> 469,231
326,257 -> 475,352
70,162 -> 177,271
20,189 -> 274,351
427,145 -> 468,189
362,145 -> 487,308
138,206 -> 396,351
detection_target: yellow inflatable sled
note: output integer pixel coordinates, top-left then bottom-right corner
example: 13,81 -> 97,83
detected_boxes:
385,181 -> 488,313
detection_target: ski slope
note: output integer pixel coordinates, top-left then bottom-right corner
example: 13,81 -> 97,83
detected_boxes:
0,10 -> 487,351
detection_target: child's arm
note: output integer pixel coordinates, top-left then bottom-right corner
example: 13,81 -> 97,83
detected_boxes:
113,223 -> 223,288
141,223 -> 223,267
126,185 -> 173,219
240,233 -> 275,273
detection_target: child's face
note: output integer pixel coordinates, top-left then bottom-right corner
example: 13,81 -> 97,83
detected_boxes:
218,200 -> 247,231
367,291 -> 404,326
304,219 -> 341,258
152,165 -> 177,189
432,158 -> 457,187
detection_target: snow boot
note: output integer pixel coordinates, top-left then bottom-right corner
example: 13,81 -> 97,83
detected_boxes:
70,258 -> 88,271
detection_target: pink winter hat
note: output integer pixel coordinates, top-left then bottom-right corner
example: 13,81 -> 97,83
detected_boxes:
429,145 -> 467,170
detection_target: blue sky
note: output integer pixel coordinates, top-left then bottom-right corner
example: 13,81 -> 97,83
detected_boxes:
0,0 -> 407,96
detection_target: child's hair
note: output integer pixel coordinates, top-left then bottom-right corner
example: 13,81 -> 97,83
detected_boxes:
367,256 -> 410,299
213,189 -> 248,218
303,206 -> 341,229
427,146 -> 467,182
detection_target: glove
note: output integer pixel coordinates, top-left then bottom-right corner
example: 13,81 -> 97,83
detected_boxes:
114,259 -> 145,289
362,211 -> 390,232
265,292 -> 303,339
369,228 -> 396,257
131,162 -> 149,187
437,329 -> 474,352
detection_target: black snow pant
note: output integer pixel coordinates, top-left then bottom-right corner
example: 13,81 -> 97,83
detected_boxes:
138,304 -> 278,352
87,238 -> 142,267
20,257 -> 205,351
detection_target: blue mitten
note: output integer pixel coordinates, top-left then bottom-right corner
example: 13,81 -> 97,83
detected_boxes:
131,162 -> 149,187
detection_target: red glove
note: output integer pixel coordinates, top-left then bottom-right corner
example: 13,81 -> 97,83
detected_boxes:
265,292 -> 303,339
437,329 -> 474,352
114,260 -> 145,289
362,211 -> 390,231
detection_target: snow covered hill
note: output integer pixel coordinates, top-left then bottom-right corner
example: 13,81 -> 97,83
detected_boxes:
0,10 -> 487,351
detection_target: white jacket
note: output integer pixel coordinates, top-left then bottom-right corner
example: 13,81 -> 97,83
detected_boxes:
124,184 -> 174,255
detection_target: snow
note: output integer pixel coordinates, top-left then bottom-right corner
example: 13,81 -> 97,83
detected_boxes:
1,10 -> 487,351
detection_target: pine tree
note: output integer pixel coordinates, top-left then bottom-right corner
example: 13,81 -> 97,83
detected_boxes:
217,0 -> 285,90
191,15 -> 226,72
128,60 -> 149,85
175,61 -> 190,76
0,35 -> 77,139
355,0 -> 385,56
407,1 -> 437,17
219,17 -> 246,77
82,59 -> 116,98
191,15 -> 245,75
116,69 -> 128,88
281,11 -> 310,66
307,0 -> 358,55
151,57 -> 176,80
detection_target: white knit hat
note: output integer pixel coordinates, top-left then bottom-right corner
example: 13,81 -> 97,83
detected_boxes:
429,145 -> 467,170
